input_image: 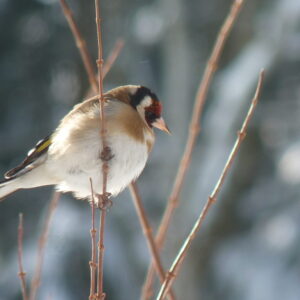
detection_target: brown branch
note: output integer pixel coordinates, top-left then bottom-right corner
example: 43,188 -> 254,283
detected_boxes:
142,0 -> 245,297
18,213 -> 28,300
59,2 -> 125,300
29,191 -> 60,300
60,0 -> 98,92
142,266 -> 156,300
103,39 -> 124,78
156,70 -> 265,300
95,1 -> 109,299
129,183 -> 176,300
89,179 -> 97,300
96,203 -> 106,300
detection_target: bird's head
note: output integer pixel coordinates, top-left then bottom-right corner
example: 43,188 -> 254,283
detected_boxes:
128,85 -> 170,134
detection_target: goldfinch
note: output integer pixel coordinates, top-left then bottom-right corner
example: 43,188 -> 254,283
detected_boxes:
0,85 -> 169,201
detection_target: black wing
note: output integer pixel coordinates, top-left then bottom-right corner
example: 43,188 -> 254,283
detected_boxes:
4,135 -> 52,179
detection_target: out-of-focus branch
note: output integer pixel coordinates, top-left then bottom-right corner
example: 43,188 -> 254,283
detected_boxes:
18,213 -> 28,300
60,0 -> 123,94
129,183 -> 176,300
103,39 -> 124,78
156,70 -> 265,300
60,0 -> 98,92
142,0 -> 245,297
158,0 -> 245,254
29,191 -> 60,300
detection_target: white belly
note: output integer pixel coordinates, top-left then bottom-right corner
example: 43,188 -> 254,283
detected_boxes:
47,132 -> 149,199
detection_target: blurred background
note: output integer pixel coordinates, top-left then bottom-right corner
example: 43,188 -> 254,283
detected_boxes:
0,0 -> 300,299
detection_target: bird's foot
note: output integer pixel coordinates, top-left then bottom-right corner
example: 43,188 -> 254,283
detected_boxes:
100,146 -> 114,162
96,192 -> 113,210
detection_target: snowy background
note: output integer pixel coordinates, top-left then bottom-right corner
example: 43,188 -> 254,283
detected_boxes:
1,0 -> 300,299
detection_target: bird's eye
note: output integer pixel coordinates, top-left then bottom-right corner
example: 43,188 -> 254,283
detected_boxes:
145,111 -> 157,122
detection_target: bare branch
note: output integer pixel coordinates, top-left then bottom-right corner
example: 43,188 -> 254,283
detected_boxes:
103,39 -> 124,78
59,2 -> 125,299
96,204 -> 106,300
142,266 -> 155,300
142,0 -> 245,297
89,179 -> 97,300
95,0 -> 109,298
129,183 -> 176,300
29,191 -> 60,300
18,213 -> 28,300
156,70 -> 265,300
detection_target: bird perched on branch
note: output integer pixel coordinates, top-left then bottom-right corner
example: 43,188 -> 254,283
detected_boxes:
0,85 -> 169,202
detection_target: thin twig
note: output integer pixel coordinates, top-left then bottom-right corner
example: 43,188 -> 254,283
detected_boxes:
97,203 -> 106,300
89,179 -> 97,300
59,2 -> 124,299
18,213 -> 28,300
142,0 -> 245,297
129,183 -> 176,300
95,0 -> 109,299
29,191 -> 60,300
102,39 -> 124,78
142,266 -> 156,300
156,70 -> 265,300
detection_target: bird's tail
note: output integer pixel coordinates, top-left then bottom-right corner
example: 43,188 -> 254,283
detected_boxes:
0,178 -> 19,201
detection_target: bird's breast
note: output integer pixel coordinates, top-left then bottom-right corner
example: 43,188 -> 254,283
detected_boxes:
47,103 -> 155,198
106,133 -> 150,195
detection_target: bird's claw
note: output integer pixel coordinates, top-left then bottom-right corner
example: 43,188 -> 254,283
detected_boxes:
96,192 -> 112,210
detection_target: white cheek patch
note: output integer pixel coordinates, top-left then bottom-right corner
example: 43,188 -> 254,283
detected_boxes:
136,96 -> 152,124
136,96 -> 153,124
140,96 -> 152,108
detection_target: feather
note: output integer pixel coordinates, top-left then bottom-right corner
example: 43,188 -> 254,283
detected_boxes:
4,135 -> 51,179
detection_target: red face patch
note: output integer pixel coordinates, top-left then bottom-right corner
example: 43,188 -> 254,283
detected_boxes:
145,100 -> 162,126
147,100 -> 162,116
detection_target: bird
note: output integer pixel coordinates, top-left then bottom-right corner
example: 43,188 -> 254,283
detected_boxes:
0,85 -> 170,202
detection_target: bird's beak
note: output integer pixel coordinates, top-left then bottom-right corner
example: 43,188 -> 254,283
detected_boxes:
152,118 -> 171,134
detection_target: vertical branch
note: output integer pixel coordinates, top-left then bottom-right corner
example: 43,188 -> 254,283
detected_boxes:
18,213 -> 28,300
156,70 -> 265,300
29,191 -> 60,300
95,1 -> 109,299
89,179 -> 97,300
129,183 -> 176,300
96,201 -> 106,300
59,2 -> 125,299
95,0 -> 106,153
142,0 -> 245,297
